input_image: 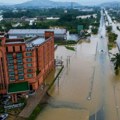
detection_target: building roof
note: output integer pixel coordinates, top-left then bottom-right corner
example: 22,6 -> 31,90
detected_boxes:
25,37 -> 46,49
31,37 -> 45,45
5,38 -> 25,44
8,29 -> 66,35
5,36 -> 46,46
8,81 -> 29,94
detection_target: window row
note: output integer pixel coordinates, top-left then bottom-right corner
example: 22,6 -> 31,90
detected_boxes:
9,75 -> 24,81
9,71 -> 15,76
26,58 -> 32,62
8,64 -> 33,69
18,75 -> 24,80
9,74 -> 33,81
17,53 -> 23,57
27,74 -> 33,78
26,52 -> 32,56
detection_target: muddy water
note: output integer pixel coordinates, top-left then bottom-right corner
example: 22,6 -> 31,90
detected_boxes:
36,35 -> 120,120
36,13 -> 120,120
36,106 -> 89,120
36,35 -> 102,120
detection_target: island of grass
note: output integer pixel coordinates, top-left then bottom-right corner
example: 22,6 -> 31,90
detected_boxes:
55,40 -> 77,45
65,45 -> 75,51
106,26 -> 118,50
108,43 -> 116,50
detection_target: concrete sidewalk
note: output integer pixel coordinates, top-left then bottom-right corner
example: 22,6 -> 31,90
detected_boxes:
19,86 -> 49,118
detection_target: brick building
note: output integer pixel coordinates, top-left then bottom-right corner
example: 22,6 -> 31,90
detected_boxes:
0,31 -> 54,103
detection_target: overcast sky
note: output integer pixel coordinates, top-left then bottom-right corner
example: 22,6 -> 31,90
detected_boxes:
0,0 -> 119,5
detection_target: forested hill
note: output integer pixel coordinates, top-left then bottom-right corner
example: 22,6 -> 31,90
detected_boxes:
15,0 -> 81,8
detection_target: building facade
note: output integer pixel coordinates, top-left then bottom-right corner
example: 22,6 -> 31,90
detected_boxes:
0,32 -> 54,103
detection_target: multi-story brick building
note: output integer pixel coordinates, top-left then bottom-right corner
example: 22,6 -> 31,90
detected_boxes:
0,31 -> 54,103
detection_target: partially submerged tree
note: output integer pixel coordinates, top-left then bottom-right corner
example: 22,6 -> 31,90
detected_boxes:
111,53 -> 120,75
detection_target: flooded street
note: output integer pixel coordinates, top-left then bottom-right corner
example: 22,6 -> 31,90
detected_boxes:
36,10 -> 120,120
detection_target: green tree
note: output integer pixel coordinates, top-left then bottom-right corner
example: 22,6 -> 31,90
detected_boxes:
111,53 -> 120,75
108,32 -> 118,43
106,26 -> 112,33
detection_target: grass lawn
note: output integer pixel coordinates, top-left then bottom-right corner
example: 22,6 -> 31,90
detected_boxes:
65,45 -> 75,51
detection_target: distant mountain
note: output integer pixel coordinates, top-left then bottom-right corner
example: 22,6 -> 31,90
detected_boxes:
15,0 -> 81,8
100,1 -> 120,7
0,2 -> 10,6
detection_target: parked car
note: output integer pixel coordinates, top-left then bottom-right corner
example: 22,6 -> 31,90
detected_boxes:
0,114 -> 8,120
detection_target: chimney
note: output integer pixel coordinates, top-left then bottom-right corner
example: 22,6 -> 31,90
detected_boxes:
45,31 -> 54,40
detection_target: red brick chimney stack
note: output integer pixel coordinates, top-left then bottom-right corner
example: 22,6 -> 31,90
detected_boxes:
45,31 -> 54,40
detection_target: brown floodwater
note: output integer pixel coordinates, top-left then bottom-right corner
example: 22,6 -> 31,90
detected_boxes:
36,33 -> 120,120
36,13 -> 120,120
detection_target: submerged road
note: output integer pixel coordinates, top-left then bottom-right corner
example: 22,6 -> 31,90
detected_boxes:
89,10 -> 107,120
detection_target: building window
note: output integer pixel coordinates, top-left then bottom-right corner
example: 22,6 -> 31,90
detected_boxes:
26,58 -> 32,62
17,59 -> 23,63
8,63 -> 14,66
18,70 -> 24,75
8,65 -> 14,69
26,52 -> 32,56
18,75 -> 24,80
8,59 -> 14,64
9,76 -> 15,81
9,71 -> 15,76
27,63 -> 32,67
7,54 -> 13,59
27,69 -> 33,73
17,65 -> 23,69
7,57 -> 13,61
27,74 -> 33,78
17,53 -> 23,58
